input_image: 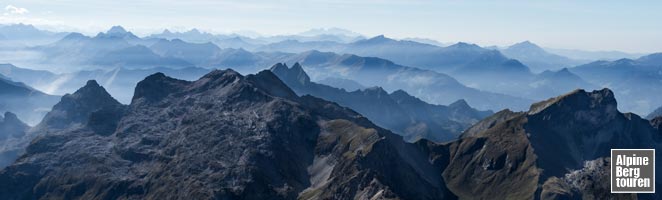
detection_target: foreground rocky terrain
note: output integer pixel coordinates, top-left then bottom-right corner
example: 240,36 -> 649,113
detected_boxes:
0,69 -> 659,199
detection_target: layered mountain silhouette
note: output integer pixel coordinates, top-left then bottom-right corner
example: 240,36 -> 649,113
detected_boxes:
500,41 -> 584,72
0,63 -> 210,103
281,48 -> 593,108
271,63 -> 492,142
0,23 -> 68,47
33,27 -> 193,69
285,50 -> 533,111
0,70 -> 657,199
0,74 -> 59,124
570,53 -> 662,114
149,38 -> 288,71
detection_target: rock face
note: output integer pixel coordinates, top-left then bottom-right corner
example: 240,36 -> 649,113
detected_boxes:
0,112 -> 29,167
444,88 -> 661,199
271,63 -> 492,142
0,69 -> 455,200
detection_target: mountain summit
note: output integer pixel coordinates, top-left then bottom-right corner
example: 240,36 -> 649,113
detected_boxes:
0,69 -> 456,199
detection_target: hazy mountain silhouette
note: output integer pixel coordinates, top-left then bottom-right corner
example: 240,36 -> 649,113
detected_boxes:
0,23 -> 68,46
0,63 -> 209,103
285,50 -> 533,111
570,52 -> 662,114
271,63 -> 492,142
0,74 -> 59,124
33,27 -> 193,69
501,41 -> 584,72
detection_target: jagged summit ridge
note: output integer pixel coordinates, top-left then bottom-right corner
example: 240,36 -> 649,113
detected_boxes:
528,88 -> 616,115
0,68 -> 455,199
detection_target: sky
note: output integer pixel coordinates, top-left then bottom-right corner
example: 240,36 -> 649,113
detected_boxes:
0,0 -> 661,53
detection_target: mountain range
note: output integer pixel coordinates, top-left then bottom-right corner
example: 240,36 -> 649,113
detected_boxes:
0,63 -> 211,103
271,63 -> 492,142
499,41 -> 585,72
30,27 -> 192,70
283,50 -> 533,111
0,70 -> 658,199
570,53 -> 662,114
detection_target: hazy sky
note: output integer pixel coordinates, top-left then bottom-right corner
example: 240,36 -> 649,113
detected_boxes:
1,0 -> 660,52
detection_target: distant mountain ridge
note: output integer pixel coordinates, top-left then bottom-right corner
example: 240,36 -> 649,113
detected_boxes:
32,26 -> 193,69
285,50 -> 533,111
570,53 -> 662,114
500,41 -> 584,72
271,62 -> 492,142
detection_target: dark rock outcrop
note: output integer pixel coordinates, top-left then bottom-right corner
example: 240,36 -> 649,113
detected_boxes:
0,69 -> 456,200
445,88 -> 661,199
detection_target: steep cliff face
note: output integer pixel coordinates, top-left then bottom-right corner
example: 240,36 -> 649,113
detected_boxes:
445,89 -> 661,199
0,69 -> 455,200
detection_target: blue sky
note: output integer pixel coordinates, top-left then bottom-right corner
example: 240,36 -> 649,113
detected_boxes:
1,0 -> 660,52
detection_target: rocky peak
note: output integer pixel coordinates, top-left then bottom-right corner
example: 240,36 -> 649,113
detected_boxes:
389,89 -> 424,105
106,25 -> 128,35
246,70 -> 299,100
132,72 -> 190,104
270,62 -> 311,86
359,86 -> 389,97
37,80 -> 122,130
528,88 -> 617,115
446,42 -> 481,50
61,32 -> 89,41
509,40 -> 542,50
96,25 -> 138,39
449,99 -> 470,109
